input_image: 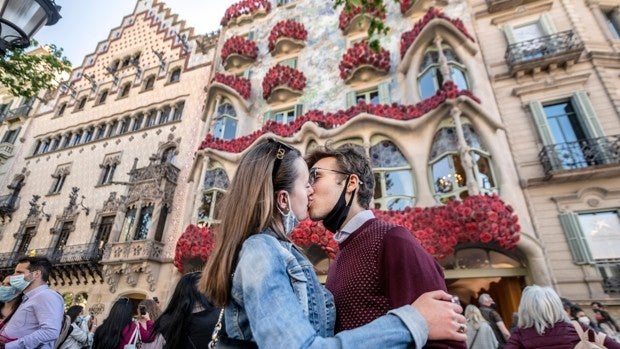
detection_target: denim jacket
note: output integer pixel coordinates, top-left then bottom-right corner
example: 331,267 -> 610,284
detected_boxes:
225,228 -> 429,349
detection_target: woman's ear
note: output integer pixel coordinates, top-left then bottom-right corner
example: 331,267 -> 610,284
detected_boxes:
276,190 -> 289,212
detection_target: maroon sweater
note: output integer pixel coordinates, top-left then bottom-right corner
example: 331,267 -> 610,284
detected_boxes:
325,218 -> 465,348
505,321 -> 620,349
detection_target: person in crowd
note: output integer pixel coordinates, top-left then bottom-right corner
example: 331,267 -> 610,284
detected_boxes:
139,298 -> 163,348
305,144 -> 465,348
200,138 -> 467,348
594,309 -> 620,341
153,272 -> 219,349
92,297 -> 153,349
58,305 -> 94,349
0,276 -> 22,327
464,305 -> 498,349
571,307 -> 601,333
505,285 -> 620,349
0,256 -> 64,349
561,297 -> 575,320
479,293 -> 510,348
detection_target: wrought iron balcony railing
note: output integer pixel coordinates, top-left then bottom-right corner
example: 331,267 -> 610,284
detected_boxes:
0,142 -> 15,159
0,104 -> 33,121
0,194 -> 19,215
505,30 -> 584,74
539,135 -> 620,175
33,243 -> 104,264
486,0 -> 539,13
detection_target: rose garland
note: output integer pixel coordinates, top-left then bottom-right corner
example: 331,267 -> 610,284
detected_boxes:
221,0 -> 271,26
213,73 -> 252,100
262,64 -> 307,100
268,20 -> 308,52
221,35 -> 258,63
339,41 -> 390,80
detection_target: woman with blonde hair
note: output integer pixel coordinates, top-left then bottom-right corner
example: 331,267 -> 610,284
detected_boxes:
465,305 -> 498,349
200,138 -> 467,348
505,285 -> 620,349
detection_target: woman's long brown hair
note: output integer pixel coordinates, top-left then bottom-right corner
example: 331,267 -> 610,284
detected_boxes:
199,140 -> 300,307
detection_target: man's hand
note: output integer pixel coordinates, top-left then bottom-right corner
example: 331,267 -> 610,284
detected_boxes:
412,290 -> 467,342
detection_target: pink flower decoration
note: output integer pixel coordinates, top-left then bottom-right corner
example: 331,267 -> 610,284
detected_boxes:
213,73 -> 252,100
221,35 -> 258,63
262,64 -> 307,100
338,41 -> 391,80
268,20 -> 308,52
221,0 -> 271,26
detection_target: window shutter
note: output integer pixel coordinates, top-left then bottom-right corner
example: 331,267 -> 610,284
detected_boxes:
247,31 -> 255,41
502,24 -> 517,44
9,127 -> 21,143
559,212 -> 594,265
571,91 -> 604,139
346,91 -> 357,108
263,111 -> 273,124
378,81 -> 391,104
295,104 -> 304,118
528,101 -> 554,145
539,13 -> 557,35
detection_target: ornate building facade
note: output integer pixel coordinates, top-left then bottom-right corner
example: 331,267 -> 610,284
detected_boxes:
0,0 -> 218,316
187,0 -> 620,324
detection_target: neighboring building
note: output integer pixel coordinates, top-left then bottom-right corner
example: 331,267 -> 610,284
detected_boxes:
0,0 -> 218,315
188,0 -> 620,325
474,0 -> 620,311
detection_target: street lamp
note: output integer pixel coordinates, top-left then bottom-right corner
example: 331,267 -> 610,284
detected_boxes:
0,0 -> 61,55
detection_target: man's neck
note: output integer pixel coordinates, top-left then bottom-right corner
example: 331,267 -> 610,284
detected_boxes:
341,206 -> 365,229
24,281 -> 45,294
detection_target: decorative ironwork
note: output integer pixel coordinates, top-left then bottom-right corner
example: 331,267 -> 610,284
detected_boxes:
129,162 -> 180,183
27,195 -> 50,221
539,135 -> 620,175
34,243 -> 104,286
597,262 -> 620,294
0,194 -> 19,215
505,30 -> 584,72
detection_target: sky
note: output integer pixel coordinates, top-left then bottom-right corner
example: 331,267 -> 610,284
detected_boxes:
34,0 -> 238,67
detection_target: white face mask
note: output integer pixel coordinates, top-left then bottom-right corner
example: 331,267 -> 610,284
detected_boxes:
578,316 -> 591,326
278,193 -> 300,236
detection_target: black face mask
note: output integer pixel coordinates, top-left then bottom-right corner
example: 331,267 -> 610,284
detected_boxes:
322,176 -> 356,233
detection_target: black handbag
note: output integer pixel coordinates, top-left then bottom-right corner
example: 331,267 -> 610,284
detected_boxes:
208,309 -> 258,349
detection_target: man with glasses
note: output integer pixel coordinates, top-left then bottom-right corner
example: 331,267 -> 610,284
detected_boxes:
0,256 -> 64,349
306,144 -> 465,348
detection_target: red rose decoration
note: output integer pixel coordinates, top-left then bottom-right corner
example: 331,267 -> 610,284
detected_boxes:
338,4 -> 386,32
268,20 -> 308,52
213,73 -> 252,99
221,0 -> 271,26
221,35 -> 258,63
174,224 -> 216,273
338,41 -> 391,80
262,64 -> 307,100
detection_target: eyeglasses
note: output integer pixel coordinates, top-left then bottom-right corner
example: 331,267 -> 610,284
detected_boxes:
308,167 -> 350,185
268,138 -> 296,185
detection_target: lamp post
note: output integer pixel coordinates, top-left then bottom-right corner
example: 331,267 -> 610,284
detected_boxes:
0,0 -> 61,55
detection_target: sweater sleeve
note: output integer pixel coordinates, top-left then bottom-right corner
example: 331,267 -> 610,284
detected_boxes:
380,226 -> 466,349
380,226 -> 447,307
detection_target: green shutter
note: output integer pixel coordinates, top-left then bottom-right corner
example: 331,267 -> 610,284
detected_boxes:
378,81 -> 391,104
295,104 -> 304,118
346,91 -> 357,108
243,70 -> 252,79
528,101 -> 554,145
559,212 -> 594,265
263,111 -> 273,124
571,91 -> 605,139
539,13 -> 557,35
502,24 -> 517,44
246,31 -> 255,41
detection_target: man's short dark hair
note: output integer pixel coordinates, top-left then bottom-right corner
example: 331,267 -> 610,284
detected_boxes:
18,256 -> 53,282
306,144 -> 374,209
591,301 -> 603,308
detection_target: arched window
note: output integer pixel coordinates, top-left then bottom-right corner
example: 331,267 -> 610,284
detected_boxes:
158,106 -> 171,124
199,165 -> 230,225
57,103 -> 67,116
110,59 -> 120,72
132,113 -> 144,131
417,44 -> 469,100
428,118 -> 497,203
161,147 -> 177,165
145,109 -> 157,127
213,100 -> 237,140
172,101 -> 184,121
119,117 -> 130,134
370,139 -> 416,210
97,89 -> 109,104
143,75 -> 155,90
169,68 -> 181,83
119,83 -> 131,98
76,96 -> 87,111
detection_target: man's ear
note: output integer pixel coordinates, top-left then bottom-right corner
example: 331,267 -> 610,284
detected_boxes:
347,174 -> 361,192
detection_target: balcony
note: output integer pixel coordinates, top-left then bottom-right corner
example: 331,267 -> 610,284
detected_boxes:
486,0 -> 539,13
33,243 -> 104,285
0,194 -> 19,216
0,142 -> 15,159
505,30 -> 584,76
129,162 -> 180,183
539,135 -> 620,177
101,239 -> 164,264
0,104 -> 33,122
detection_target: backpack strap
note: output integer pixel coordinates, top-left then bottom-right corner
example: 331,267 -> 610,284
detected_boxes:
128,323 -> 141,345
572,321 -> 608,348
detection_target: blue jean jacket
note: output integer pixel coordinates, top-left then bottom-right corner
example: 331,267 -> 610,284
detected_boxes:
225,228 -> 429,348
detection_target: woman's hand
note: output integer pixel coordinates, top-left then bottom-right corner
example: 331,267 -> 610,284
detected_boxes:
139,312 -> 151,324
412,290 -> 467,342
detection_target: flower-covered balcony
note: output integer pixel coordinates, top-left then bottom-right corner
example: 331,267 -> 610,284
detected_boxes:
268,20 -> 307,56
538,135 -> 620,177
262,64 -> 307,103
174,224 -> 215,273
339,41 -> 390,84
505,30 -> 584,77
338,4 -> 386,36
212,73 -> 252,100
221,35 -> 258,71
486,0 -> 539,14
220,0 -> 271,27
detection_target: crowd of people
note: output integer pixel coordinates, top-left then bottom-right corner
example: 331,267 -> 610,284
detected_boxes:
0,139 -> 619,349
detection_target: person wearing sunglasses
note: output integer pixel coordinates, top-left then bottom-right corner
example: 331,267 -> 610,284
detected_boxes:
200,138 -> 466,348
306,144 -> 466,348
